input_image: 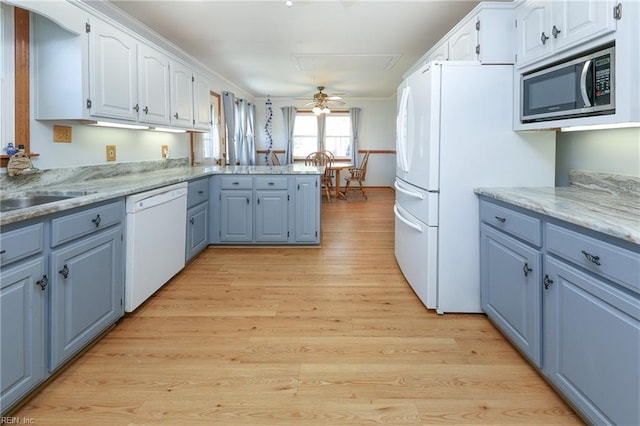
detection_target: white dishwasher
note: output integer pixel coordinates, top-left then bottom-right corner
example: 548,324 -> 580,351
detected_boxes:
125,182 -> 188,312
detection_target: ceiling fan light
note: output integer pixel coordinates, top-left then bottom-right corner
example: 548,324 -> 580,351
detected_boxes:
322,107 -> 331,114
312,106 -> 322,115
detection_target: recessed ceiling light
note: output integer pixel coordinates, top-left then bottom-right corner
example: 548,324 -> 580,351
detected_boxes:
285,0 -> 293,7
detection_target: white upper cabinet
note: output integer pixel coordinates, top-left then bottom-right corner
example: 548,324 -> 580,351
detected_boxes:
193,72 -> 212,131
170,60 -> 194,129
88,17 -> 138,120
33,4 -> 210,131
417,2 -> 516,69
516,0 -> 618,68
448,16 -> 478,61
137,43 -> 171,126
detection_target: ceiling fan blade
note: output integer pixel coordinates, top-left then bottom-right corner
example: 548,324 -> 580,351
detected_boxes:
302,101 -> 316,107
327,96 -> 342,101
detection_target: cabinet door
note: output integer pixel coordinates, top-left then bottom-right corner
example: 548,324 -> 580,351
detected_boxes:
448,15 -> 478,61
543,256 -> 640,426
193,72 -> 211,131
170,60 -> 194,128
186,203 -> 209,261
0,258 -> 46,412
516,0 -> 553,66
429,41 -> 449,62
49,227 -> 124,371
89,18 -> 138,120
138,43 -> 171,125
294,177 -> 319,243
220,190 -> 253,242
255,190 -> 288,242
480,224 -> 542,366
552,0 -> 617,52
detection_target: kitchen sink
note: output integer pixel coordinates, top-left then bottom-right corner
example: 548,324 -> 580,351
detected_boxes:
0,191 -> 95,213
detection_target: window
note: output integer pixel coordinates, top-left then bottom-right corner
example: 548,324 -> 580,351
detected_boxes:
325,115 -> 352,159
292,113 -> 317,158
292,112 -> 351,159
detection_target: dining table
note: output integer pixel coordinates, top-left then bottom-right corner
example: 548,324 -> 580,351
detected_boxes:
326,162 -> 353,199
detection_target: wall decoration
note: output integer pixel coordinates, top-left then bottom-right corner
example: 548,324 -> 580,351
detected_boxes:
264,97 -> 274,164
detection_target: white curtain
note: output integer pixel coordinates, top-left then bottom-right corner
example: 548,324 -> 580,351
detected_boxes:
247,102 -> 256,165
349,107 -> 361,165
222,91 -> 236,165
282,106 -> 297,164
237,99 -> 248,165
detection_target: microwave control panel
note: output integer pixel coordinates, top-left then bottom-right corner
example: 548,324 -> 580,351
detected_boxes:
594,54 -> 611,105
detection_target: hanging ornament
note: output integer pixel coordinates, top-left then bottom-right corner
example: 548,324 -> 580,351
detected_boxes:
264,97 -> 274,165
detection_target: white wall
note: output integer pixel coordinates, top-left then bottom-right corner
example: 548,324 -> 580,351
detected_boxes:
253,97 -> 397,187
555,127 -> 640,186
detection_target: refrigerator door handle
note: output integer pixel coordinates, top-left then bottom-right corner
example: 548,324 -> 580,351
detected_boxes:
394,181 -> 424,199
396,87 -> 411,173
394,204 -> 423,233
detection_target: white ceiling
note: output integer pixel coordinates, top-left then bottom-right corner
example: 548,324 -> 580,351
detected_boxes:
108,0 -> 492,100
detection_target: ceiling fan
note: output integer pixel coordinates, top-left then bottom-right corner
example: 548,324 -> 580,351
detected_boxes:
302,86 -> 345,115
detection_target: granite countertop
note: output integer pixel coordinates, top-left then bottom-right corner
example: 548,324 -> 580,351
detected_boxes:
475,171 -> 640,245
0,161 -> 323,226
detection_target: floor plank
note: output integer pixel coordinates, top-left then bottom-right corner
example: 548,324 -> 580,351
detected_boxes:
11,188 -> 583,424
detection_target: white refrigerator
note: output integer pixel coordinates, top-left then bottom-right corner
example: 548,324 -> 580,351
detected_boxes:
394,61 -> 555,314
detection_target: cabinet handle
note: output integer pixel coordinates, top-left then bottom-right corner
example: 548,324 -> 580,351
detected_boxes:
494,216 -> 506,223
581,250 -> 601,266
246,197 -> 250,204
143,106 -> 149,114
59,265 -> 69,279
268,182 -> 275,186
92,214 -> 101,227
190,217 -> 195,225
174,113 -> 179,119
36,275 -> 48,291
0,249 -> 5,255
522,263 -> 532,277
541,32 -> 549,44
543,274 -> 554,290
257,198 -> 260,205
232,181 -> 240,185
133,104 -> 139,112
552,25 -> 561,38
198,190 -> 204,195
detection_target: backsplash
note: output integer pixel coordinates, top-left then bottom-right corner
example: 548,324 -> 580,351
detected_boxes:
0,158 -> 189,193
569,170 -> 640,198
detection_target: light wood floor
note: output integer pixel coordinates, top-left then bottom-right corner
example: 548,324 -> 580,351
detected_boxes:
13,188 -> 583,425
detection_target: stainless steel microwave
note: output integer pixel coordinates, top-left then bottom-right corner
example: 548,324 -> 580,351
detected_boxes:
521,46 -> 615,123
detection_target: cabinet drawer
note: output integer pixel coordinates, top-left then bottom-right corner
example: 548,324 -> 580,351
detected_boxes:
546,223 -> 640,294
220,176 -> 253,190
187,178 -> 209,208
255,177 -> 288,190
0,223 -> 45,266
51,200 -> 124,247
480,200 -> 542,246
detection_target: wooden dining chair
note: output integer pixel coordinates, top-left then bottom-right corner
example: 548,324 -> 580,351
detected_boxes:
269,151 -> 281,166
343,151 -> 370,200
305,152 -> 333,202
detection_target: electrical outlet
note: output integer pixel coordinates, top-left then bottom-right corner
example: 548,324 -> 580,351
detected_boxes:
53,125 -> 72,143
161,145 -> 169,158
106,145 -> 116,161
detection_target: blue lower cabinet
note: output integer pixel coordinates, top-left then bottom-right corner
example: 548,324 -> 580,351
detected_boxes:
480,224 -> 542,367
219,190 -> 253,242
0,258 -> 47,412
255,190 -> 288,242
543,256 -> 640,426
49,226 -> 124,371
186,202 -> 209,261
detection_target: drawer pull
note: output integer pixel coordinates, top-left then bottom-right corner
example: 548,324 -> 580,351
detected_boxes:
543,275 -> 554,290
268,182 -> 275,186
494,216 -> 506,223
198,190 -> 204,194
522,263 -> 532,277
232,181 -> 240,185
581,250 -> 601,266
36,275 -> 48,291
92,214 -> 101,227
59,265 -> 69,279
0,249 -> 5,255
